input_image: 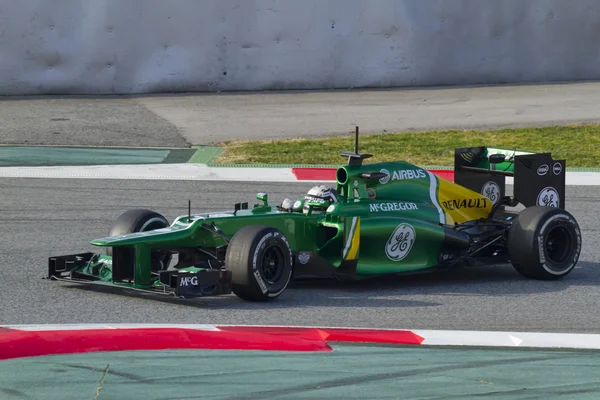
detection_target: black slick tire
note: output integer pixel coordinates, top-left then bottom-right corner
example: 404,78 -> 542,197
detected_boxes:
106,209 -> 171,269
508,206 -> 582,280
108,209 -> 170,238
225,225 -> 293,302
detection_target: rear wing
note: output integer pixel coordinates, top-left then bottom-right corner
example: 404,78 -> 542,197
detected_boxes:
454,146 -> 566,209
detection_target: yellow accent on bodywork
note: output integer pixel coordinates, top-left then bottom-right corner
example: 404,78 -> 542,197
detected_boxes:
346,217 -> 360,260
437,178 -> 493,224
343,217 -> 360,260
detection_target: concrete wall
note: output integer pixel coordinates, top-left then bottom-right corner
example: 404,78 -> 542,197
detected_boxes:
1,0 -> 599,95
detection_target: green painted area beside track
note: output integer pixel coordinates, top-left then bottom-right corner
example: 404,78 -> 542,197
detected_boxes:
0,146 -> 196,167
2,345 -> 600,399
188,145 -> 225,164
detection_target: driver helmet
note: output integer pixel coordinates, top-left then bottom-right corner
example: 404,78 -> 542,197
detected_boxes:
303,185 -> 339,214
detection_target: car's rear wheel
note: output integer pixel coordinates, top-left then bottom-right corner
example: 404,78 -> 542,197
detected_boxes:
508,206 -> 581,280
106,209 -> 172,270
225,225 -> 293,301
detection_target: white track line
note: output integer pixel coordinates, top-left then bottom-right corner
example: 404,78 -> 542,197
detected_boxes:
0,164 -> 597,185
413,329 -> 600,349
0,164 -> 300,182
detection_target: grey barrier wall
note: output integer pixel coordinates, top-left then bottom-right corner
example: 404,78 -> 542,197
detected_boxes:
1,0 -> 599,95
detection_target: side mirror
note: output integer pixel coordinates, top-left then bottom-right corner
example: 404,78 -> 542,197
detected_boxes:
360,172 -> 388,181
292,199 -> 304,212
256,193 -> 268,206
488,154 -> 506,164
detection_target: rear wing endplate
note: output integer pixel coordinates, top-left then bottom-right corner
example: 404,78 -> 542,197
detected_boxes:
454,146 -> 566,209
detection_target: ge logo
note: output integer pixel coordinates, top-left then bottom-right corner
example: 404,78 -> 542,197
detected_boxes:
481,181 -> 501,205
385,223 -> 416,262
537,187 -> 560,208
379,169 -> 390,184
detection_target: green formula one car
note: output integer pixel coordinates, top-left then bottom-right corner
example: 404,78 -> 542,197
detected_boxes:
48,130 -> 582,301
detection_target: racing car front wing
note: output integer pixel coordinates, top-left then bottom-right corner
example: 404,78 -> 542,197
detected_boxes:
47,253 -> 233,298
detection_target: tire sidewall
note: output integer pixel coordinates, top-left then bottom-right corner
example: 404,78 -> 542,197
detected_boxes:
109,209 -> 169,237
249,229 -> 293,298
534,212 -> 581,277
509,206 -> 582,279
135,216 -> 169,232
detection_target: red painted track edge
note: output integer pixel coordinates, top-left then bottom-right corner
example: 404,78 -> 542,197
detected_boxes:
0,326 -> 424,360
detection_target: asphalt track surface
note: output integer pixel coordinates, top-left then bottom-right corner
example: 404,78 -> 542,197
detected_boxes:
0,96 -> 188,147
1,178 -> 598,333
3,82 -> 600,146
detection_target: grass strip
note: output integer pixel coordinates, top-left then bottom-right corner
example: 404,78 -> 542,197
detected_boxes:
214,124 -> 600,168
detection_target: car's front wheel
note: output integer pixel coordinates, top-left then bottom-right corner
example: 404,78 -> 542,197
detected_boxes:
106,209 -> 172,270
508,206 -> 582,280
225,225 -> 293,301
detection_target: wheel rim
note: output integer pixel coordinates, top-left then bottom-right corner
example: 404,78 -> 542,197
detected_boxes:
260,245 -> 285,284
543,225 -> 575,270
